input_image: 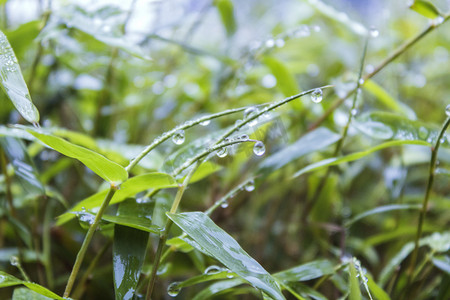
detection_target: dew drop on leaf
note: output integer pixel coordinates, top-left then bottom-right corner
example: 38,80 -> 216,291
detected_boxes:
240,134 -> 249,141
167,282 -> 181,297
172,130 -> 185,145
446,104 -> 450,116
369,26 -> 379,38
204,265 -> 222,275
244,179 -> 255,192
216,147 -> 228,158
253,141 -> 265,156
200,119 -> 210,126
310,88 -> 323,103
10,256 -> 19,266
220,200 -> 229,208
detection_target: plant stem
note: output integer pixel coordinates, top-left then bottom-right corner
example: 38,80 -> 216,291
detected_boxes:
145,162 -> 199,300
310,15 -> 450,131
406,115 -> 450,290
63,186 -> 117,298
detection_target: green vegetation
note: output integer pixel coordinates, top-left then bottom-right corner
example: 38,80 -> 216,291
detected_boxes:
0,0 -> 449,299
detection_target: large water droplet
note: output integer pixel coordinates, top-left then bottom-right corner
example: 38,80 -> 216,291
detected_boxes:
265,39 -> 275,48
240,134 -> 249,141
216,147 -> 228,158
253,141 -> 265,156
204,265 -> 222,275
369,27 -> 379,38
10,256 -> 19,266
446,104 -> 450,116
244,180 -> 255,192
200,119 -> 210,126
310,88 -> 323,103
220,200 -> 229,208
358,78 -> 365,85
167,282 -> 181,297
172,130 -> 185,145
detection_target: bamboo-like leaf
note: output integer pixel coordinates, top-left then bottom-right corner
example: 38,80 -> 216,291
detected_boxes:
0,272 -> 64,299
259,127 -> 340,173
348,260 -> 362,300
345,204 -> 422,227
409,0 -> 442,19
0,136 -> 45,195
274,259 -> 335,282
292,140 -> 429,178
167,212 -> 286,300
0,30 -> 39,124
365,274 -> 391,300
113,222 -> 148,300
57,172 -> 177,225
263,56 -> 299,98
13,287 -> 53,300
215,0 -> 237,36
21,126 -> 128,185
192,279 -> 245,300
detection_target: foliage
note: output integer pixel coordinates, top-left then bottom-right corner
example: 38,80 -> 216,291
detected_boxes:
0,0 -> 450,299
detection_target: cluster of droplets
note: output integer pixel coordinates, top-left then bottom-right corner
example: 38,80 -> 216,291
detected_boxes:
0,31 -> 19,74
78,207 -> 95,225
354,258 -> 373,300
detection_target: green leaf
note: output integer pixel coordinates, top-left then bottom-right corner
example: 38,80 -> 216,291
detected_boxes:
57,172 -> 177,225
22,126 -> 128,185
259,127 -> 340,174
362,80 -> 410,116
348,260 -> 362,300
54,4 -> 150,60
274,259 -> 335,282
173,269 -> 239,290
188,161 -> 223,183
215,0 -> 237,36
6,21 -> 41,59
192,279 -> 246,300
365,274 -> 391,300
293,140 -> 429,178
0,136 -> 45,195
263,56 -> 299,97
0,30 -> 39,124
13,287 -> 53,300
0,272 -> 64,299
113,223 -> 148,300
409,0 -> 442,19
344,204 -> 422,227
432,256 -> 450,275
103,199 -> 160,233
167,212 -> 286,300
379,232 -> 450,285
353,112 -> 447,145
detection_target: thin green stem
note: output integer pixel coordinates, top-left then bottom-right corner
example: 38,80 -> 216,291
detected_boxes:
64,186 -> 117,298
42,200 -> 54,289
145,161 -> 199,300
406,115 -> 450,290
72,239 -> 112,299
310,15 -> 450,131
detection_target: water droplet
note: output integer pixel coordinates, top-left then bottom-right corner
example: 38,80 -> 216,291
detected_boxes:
244,180 -> 255,192
102,25 -> 111,33
167,282 -> 181,297
446,104 -> 450,116
204,265 -> 222,275
351,109 -> 358,116
275,39 -> 285,48
200,119 -> 210,126
433,16 -> 445,25
369,27 -> 379,38
220,200 -> 229,208
253,141 -> 265,156
10,256 -> 19,266
310,88 -> 323,103
294,25 -> 310,37
265,39 -> 275,48
261,74 -> 277,88
172,130 -> 185,145
81,207 -> 86,212
244,107 -> 259,126
419,126 -> 429,139
358,78 -> 365,85
440,137 -> 446,144
240,134 -> 249,141
216,147 -> 228,158
226,270 -> 234,278
235,119 -> 243,127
